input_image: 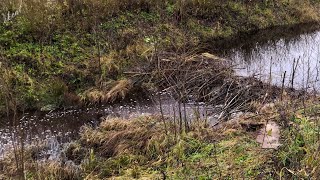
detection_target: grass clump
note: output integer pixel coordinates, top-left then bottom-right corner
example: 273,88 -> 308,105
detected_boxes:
81,78 -> 133,103
0,114 -> 275,179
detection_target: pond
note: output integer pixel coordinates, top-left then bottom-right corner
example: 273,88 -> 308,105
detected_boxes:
223,28 -> 320,90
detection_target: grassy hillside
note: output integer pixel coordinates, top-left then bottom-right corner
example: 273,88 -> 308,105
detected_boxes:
0,0 -> 320,113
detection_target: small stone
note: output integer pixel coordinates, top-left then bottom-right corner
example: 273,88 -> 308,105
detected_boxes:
256,121 -> 281,149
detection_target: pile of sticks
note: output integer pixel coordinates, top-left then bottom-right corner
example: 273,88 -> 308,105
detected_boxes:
132,52 -> 285,120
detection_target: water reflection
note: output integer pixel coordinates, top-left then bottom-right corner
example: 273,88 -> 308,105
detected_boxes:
225,30 -> 320,90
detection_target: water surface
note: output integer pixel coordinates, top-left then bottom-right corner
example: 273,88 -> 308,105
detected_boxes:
224,30 -> 320,90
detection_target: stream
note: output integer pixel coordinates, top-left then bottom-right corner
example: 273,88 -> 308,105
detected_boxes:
0,95 -> 220,159
1,27 -> 320,159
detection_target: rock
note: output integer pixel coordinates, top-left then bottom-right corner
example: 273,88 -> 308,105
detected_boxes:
256,121 -> 281,149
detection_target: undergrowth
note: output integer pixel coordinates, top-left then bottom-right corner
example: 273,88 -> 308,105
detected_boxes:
1,1 -> 320,178
278,103 -> 320,179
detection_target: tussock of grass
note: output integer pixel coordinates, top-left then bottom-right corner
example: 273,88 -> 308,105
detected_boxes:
80,116 -> 176,158
106,79 -> 133,102
26,161 -> 81,180
81,79 -> 133,103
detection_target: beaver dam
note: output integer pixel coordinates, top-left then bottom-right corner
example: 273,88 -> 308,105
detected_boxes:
1,28 -> 320,179
1,28 -> 319,155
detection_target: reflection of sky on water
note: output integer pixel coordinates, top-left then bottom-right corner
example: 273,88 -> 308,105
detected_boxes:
226,30 -> 320,90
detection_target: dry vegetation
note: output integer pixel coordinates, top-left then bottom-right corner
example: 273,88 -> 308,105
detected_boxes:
0,114 -> 274,179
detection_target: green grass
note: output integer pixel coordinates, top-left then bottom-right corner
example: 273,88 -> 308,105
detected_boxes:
277,105 -> 320,179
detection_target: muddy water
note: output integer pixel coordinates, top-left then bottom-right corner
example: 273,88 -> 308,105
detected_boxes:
223,29 -> 320,90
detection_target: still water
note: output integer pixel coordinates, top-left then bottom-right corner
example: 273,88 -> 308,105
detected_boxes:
225,30 -> 320,90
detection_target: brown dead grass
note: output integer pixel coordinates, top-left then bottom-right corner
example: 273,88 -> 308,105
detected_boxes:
80,116 -> 173,158
0,144 -> 81,180
27,161 -> 81,180
0,105 -> 280,179
81,79 -> 133,103
79,111 -> 269,159
106,79 -> 133,102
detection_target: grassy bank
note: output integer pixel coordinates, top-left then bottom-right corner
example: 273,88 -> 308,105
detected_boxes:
0,114 -> 276,179
1,1 -> 320,179
0,0 -> 320,113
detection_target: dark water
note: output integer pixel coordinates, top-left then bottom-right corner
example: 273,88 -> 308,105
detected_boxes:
223,30 -> 320,90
